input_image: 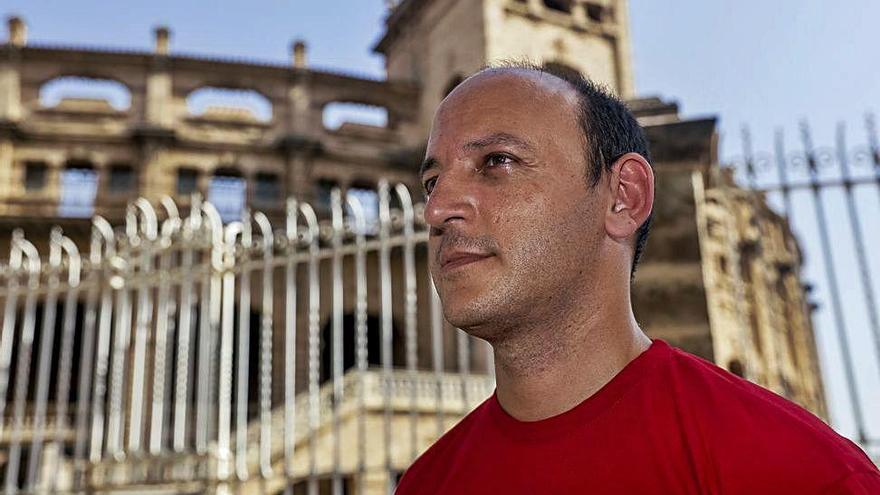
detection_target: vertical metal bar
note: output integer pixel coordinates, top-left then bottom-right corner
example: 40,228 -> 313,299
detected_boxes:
395,184 -> 420,463
346,193 -> 369,490
174,195 -> 201,452
800,121 -> 868,444
330,188 -> 345,495
835,124 -> 880,375
4,233 -> 41,495
72,278 -> 97,469
46,235 -> 81,492
196,260 -> 212,454
429,276 -> 444,438
865,113 -> 880,199
254,211 -> 275,480
773,129 -> 794,220
128,199 -> 158,453
741,126 -> 759,190
284,199 -> 299,482
218,221 -> 244,481
377,180 -> 394,492
235,217 -> 252,482
457,330 -> 471,412
0,231 -> 23,433
24,229 -> 63,491
88,217 -> 116,462
196,202 -> 224,454
484,339 -> 495,383
150,198 -> 182,454
302,202 -> 320,495
106,253 -> 132,459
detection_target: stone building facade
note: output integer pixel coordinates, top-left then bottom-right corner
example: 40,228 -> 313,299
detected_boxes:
0,0 -> 828,492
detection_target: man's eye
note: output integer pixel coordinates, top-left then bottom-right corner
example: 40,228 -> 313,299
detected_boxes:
423,177 -> 437,194
485,154 -> 513,168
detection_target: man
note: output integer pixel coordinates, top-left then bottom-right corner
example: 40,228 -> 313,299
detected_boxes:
395,64 -> 880,494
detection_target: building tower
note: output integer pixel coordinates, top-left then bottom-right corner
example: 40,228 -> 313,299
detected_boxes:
375,0 -> 635,131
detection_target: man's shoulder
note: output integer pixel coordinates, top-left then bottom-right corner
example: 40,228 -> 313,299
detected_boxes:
662,344 -> 842,444
663,344 -> 821,422
660,344 -> 879,487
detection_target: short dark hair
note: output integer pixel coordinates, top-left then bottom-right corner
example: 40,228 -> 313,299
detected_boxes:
481,62 -> 653,278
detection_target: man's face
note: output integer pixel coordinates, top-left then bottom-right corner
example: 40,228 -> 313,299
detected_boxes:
422,70 -> 610,341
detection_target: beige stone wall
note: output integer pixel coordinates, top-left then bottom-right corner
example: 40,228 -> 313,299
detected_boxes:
693,168 -> 828,420
483,0 -> 624,94
381,0 -> 635,132
384,0 -> 489,132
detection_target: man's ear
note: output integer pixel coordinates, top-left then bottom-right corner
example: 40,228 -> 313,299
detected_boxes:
604,152 -> 654,242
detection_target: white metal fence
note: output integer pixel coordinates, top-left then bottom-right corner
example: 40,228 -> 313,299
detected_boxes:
0,180 -> 495,494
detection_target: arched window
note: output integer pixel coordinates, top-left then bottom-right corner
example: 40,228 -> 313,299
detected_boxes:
253,172 -> 282,208
313,177 -> 339,215
59,160 -> 98,218
23,161 -> 48,191
585,2 -> 610,22
107,163 -> 136,194
346,181 -> 379,235
322,102 -> 388,131
40,76 -> 131,111
208,167 -> 246,223
187,87 -> 273,123
177,167 -> 200,196
543,0 -> 573,14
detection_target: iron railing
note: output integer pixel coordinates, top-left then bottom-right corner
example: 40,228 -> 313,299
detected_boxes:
730,114 -> 880,457
0,180 -> 495,494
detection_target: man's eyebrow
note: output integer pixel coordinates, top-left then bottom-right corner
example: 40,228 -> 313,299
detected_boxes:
419,133 -> 535,179
463,132 -> 535,153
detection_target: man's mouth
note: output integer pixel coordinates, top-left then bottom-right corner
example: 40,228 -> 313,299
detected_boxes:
440,252 -> 494,271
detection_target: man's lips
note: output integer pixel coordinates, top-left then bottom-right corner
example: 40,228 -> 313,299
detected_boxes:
439,252 -> 494,270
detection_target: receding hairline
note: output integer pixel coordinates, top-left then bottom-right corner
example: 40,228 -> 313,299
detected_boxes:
444,66 -> 582,107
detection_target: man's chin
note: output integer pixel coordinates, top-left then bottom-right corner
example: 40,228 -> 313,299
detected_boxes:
442,307 -> 506,342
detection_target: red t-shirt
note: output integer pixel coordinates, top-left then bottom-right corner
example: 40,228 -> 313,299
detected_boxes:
395,339 -> 880,494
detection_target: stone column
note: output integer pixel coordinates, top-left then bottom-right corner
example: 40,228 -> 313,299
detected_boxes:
154,25 -> 170,55
571,1 -> 588,26
527,0 -> 544,15
0,17 -> 25,122
612,0 -> 636,98
145,26 -> 174,128
137,25 -> 177,200
0,139 -> 14,216
292,39 -> 307,69
6,16 -> 26,47
0,16 -> 24,213
283,144 -> 319,202
282,39 -> 322,212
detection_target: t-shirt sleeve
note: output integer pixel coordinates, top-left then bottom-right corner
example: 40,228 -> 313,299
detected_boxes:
820,470 -> 880,495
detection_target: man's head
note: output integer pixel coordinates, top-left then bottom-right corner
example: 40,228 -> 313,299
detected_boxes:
421,64 -> 653,340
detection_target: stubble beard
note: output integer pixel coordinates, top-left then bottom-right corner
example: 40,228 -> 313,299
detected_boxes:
439,230 -> 584,346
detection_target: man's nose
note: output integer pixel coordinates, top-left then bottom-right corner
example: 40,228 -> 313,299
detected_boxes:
423,171 -> 474,232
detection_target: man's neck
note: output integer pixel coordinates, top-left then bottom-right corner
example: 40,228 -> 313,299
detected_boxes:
490,306 -> 651,422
